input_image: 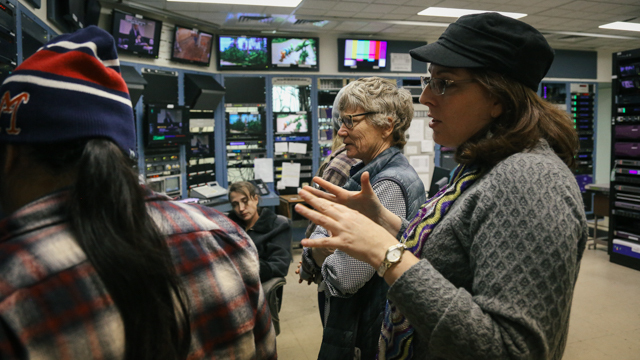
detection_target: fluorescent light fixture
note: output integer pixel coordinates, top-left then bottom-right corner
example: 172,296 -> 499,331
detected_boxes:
546,30 -> 638,40
418,7 -> 527,19
383,20 -> 450,27
166,0 -> 302,6
599,21 -> 640,32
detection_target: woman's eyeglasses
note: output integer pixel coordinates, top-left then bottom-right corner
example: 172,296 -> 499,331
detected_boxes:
420,76 -> 476,96
339,111 -> 379,129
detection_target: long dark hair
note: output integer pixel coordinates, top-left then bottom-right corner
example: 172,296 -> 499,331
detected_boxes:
28,139 -> 191,360
456,69 -> 578,169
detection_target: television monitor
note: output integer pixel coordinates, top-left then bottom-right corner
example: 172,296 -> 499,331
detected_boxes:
217,35 -> 269,70
275,112 -> 309,134
111,10 -> 162,59
189,133 -> 213,157
343,39 -> 387,69
227,112 -> 263,137
145,104 -> 190,147
171,25 -> 214,66
270,37 -> 318,71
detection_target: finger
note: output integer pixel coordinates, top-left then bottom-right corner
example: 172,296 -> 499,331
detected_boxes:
312,176 -> 346,197
301,236 -> 342,250
301,185 -> 338,201
360,171 -> 376,197
295,195 -> 350,228
298,189 -> 350,216
295,203 -> 341,232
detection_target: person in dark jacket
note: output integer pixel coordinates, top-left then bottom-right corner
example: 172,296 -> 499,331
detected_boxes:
228,181 -> 292,282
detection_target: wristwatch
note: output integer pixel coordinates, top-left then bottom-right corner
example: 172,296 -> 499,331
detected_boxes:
376,243 -> 406,277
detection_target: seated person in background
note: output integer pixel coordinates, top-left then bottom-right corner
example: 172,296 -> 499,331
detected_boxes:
228,181 -> 292,282
0,26 -> 276,359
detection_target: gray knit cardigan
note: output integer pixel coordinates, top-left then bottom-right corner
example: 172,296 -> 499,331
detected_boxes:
388,139 -> 588,360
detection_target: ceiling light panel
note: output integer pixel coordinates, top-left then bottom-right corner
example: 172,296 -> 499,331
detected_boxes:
166,0 -> 302,6
599,22 -> 640,32
417,7 -> 527,19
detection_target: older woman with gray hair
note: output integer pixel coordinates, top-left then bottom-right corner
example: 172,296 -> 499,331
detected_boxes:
301,77 -> 426,360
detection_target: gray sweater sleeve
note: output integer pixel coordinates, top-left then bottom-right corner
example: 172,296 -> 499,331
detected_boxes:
387,147 -> 588,360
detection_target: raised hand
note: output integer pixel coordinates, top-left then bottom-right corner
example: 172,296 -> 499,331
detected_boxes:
304,172 -> 385,223
295,188 -> 398,268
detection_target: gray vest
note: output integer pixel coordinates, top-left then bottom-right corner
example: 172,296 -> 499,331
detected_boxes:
343,146 -> 426,220
316,147 -> 426,360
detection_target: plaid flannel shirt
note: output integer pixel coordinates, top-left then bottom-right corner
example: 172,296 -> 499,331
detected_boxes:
320,145 -> 360,186
0,188 -> 276,359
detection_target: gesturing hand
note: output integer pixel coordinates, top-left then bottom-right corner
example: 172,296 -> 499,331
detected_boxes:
295,188 -> 398,269
303,172 -> 384,224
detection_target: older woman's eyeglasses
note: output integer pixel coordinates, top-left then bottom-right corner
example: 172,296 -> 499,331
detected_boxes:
339,111 -> 379,129
420,76 -> 476,96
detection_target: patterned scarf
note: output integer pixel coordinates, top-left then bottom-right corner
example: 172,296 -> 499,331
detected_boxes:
378,164 -> 482,360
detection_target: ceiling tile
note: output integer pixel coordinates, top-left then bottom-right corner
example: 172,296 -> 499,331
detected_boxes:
360,4 -> 397,13
402,0 -> 441,6
373,0 -> 412,4
333,21 -> 369,31
295,8 -> 329,16
302,1 -> 338,10
165,2 -> 199,11
359,23 -> 394,32
333,2 -> 368,12
603,4 -> 640,15
324,10 -> 358,17
391,6 -> 427,15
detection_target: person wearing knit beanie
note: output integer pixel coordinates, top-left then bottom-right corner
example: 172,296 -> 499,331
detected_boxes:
0,26 -> 276,359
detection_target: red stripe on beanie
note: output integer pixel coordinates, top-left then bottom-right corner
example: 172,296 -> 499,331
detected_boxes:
16,49 -> 129,95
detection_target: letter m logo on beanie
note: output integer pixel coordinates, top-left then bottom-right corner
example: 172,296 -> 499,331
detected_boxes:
0,92 -> 29,135
0,26 -> 137,155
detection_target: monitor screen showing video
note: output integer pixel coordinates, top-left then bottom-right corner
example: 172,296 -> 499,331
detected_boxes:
172,26 -> 213,66
270,37 -> 318,70
189,133 -> 212,156
275,113 -> 309,134
146,104 -> 189,147
227,112 -> 263,136
111,10 -> 162,58
218,35 -> 269,70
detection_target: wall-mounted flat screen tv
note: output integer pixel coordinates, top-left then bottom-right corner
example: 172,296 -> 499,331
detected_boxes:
217,35 -> 269,70
275,112 -> 309,134
270,37 -> 318,71
111,10 -> 162,59
343,39 -> 387,70
172,25 -> 213,66
227,112 -> 264,137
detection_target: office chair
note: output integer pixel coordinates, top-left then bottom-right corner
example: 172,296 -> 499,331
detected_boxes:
262,276 -> 287,335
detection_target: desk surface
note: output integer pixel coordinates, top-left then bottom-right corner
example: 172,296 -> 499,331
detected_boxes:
585,183 -> 610,194
279,194 -> 306,203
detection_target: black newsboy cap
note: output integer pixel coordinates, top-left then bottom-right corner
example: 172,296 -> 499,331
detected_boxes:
409,12 -> 554,91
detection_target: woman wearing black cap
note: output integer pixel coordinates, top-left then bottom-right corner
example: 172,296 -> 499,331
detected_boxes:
296,12 -> 587,360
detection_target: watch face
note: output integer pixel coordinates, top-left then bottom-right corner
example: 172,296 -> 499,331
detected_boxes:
388,248 -> 403,262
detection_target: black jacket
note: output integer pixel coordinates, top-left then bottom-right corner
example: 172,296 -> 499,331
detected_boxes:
228,208 -> 292,282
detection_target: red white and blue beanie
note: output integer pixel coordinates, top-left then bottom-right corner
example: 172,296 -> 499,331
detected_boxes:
0,25 -> 136,156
